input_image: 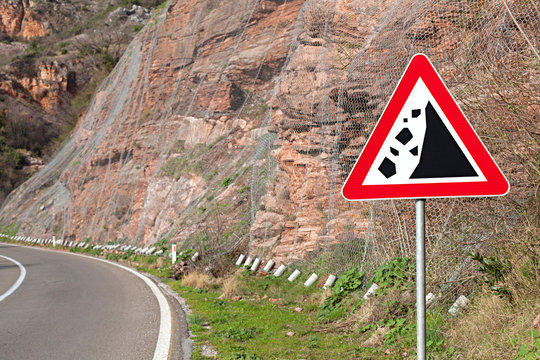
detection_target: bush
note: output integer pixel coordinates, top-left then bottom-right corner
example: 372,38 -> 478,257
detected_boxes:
371,257 -> 414,291
5,149 -> 25,169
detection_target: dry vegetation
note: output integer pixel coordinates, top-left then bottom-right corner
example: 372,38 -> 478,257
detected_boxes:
182,271 -> 219,290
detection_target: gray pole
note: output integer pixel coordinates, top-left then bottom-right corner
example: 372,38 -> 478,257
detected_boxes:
416,199 -> 426,360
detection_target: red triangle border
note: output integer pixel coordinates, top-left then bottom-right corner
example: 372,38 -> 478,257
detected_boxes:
341,54 -> 509,200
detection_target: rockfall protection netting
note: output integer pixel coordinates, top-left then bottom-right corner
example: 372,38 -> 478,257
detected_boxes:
0,0 -> 538,300
0,0 -> 297,270
248,0 -> 539,300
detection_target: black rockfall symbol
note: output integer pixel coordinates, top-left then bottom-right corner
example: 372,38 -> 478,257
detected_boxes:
396,128 -> 413,145
379,157 -> 396,178
410,102 -> 477,179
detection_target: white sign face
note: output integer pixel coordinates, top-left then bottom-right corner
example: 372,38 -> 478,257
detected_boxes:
172,244 -> 177,264
362,79 -> 485,185
341,54 -> 509,200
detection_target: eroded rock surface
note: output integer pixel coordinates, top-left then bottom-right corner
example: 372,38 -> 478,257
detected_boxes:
0,0 -> 48,39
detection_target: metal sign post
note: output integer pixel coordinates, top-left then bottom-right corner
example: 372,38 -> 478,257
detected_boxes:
416,199 -> 426,360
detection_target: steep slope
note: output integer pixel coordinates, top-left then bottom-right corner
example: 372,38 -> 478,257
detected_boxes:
0,0 -> 305,257
0,0 -> 160,204
1,0 -> 538,296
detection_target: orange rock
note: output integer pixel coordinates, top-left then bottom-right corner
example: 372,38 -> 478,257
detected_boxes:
0,0 -> 47,39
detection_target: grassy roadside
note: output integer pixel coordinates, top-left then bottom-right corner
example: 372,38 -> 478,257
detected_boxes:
148,258 -> 537,360
2,231 -> 537,360
172,271 -> 385,360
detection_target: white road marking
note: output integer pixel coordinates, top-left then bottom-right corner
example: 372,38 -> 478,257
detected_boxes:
0,254 -> 27,303
0,243 -> 172,360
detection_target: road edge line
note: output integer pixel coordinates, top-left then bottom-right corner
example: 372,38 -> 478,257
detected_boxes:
0,243 -> 171,360
0,254 -> 27,303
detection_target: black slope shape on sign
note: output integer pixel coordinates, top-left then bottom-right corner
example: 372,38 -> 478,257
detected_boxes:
410,102 -> 477,179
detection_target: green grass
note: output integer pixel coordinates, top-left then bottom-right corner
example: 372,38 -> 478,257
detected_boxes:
168,258 -> 468,359
0,223 -> 20,236
171,271 -> 391,359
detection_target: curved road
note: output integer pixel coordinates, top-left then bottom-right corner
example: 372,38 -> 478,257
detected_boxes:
0,243 -> 189,360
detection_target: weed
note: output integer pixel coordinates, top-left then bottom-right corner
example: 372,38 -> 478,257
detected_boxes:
219,327 -> 257,341
182,271 -> 215,289
105,253 -> 122,262
222,177 -> 233,187
515,329 -> 540,360
225,353 -> 261,360
318,267 -> 364,321
188,313 -> 206,326
179,248 -> 194,261
221,274 -> 239,299
122,249 -> 134,260
469,252 -> 512,299
371,257 -> 414,292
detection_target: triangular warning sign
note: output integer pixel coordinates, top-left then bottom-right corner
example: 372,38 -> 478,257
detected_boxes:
342,54 -> 509,200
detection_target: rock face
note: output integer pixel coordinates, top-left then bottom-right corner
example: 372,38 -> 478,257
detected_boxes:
0,1 -> 164,204
0,0 -> 305,257
0,0 -> 47,38
0,0 -> 537,282
247,0 -> 538,268
1,60 -> 74,111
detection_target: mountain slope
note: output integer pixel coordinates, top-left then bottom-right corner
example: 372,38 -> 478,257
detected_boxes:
1,0 -> 538,292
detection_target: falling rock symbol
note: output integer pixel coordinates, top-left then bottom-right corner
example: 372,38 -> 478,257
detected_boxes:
396,128 -> 413,145
410,102 -> 477,179
379,157 -> 396,178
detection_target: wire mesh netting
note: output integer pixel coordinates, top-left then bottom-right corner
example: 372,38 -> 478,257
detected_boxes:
248,0 -> 538,300
0,0 -> 538,298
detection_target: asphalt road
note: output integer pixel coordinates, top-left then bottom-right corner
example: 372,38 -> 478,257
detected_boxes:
0,243 -> 189,360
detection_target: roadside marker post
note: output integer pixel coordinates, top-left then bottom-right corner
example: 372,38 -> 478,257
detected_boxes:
172,243 -> 177,264
341,54 -> 509,360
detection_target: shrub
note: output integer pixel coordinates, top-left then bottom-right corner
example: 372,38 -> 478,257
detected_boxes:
222,177 -> 233,187
371,257 -> 414,291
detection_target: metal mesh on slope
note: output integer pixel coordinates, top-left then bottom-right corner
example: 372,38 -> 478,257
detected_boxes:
1,0 -> 302,273
0,0 -> 537,299
249,0 -> 539,299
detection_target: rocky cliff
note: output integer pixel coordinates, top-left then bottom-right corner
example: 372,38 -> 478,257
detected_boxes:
1,0 -> 537,282
0,0 -> 161,204
0,0 -> 47,39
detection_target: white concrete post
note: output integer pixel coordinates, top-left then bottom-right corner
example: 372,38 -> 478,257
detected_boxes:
263,259 -> 275,273
244,256 -> 253,267
323,274 -> 337,289
172,243 -> 177,264
288,269 -> 301,282
250,258 -> 261,271
235,254 -> 246,266
426,292 -> 436,307
274,264 -> 286,277
448,295 -> 469,317
363,283 -> 379,300
304,273 -> 318,287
